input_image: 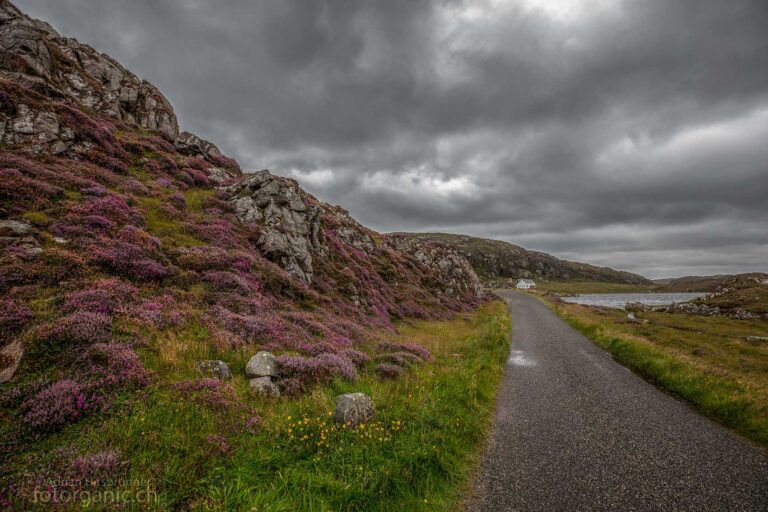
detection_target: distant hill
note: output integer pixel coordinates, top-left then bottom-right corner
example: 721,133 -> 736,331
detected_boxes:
384,233 -> 651,285
654,275 -> 733,292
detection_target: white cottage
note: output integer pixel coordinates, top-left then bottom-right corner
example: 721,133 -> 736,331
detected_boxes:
516,279 -> 536,290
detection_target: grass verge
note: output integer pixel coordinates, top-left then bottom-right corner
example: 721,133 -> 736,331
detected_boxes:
6,301 -> 511,511
542,296 -> 768,448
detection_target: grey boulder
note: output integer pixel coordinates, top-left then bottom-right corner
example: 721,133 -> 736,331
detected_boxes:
245,351 -> 277,378
250,376 -> 280,398
333,393 -> 374,426
196,360 -> 232,380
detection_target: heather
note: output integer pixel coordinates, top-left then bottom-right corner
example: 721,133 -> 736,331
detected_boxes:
0,6 -> 490,508
2,302 -> 510,511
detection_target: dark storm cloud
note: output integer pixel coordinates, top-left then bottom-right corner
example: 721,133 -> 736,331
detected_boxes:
15,0 -> 768,277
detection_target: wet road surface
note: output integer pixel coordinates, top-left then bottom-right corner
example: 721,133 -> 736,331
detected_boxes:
468,291 -> 768,511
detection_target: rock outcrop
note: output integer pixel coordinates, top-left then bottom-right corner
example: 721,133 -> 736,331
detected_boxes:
227,171 -> 482,303
387,232 -> 650,285
384,234 -> 481,297
228,171 -> 325,283
0,1 -> 238,179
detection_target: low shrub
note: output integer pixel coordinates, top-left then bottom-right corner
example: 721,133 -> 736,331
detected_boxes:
375,363 -> 403,380
19,379 -> 105,433
0,299 -> 33,339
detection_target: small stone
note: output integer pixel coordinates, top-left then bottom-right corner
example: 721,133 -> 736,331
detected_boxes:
196,360 -> 232,380
333,392 -> 374,427
249,376 -> 280,397
746,336 -> 768,345
0,220 -> 34,236
245,351 -> 276,378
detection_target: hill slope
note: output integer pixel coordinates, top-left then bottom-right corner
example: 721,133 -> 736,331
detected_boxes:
385,232 -> 650,285
0,0 -> 480,426
695,273 -> 768,315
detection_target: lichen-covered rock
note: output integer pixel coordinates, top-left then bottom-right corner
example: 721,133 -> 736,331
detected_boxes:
196,360 -> 232,380
245,351 -> 277,378
249,376 -> 280,398
383,234 -> 481,298
174,131 -> 222,159
0,219 -> 41,258
333,392 -> 374,426
227,171 -> 325,283
0,2 -> 178,141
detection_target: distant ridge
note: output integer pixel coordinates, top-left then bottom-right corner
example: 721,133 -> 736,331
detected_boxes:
384,232 -> 651,285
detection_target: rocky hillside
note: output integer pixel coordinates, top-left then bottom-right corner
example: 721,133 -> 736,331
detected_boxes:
652,275 -> 733,292
695,273 -> 768,315
385,232 -> 650,285
0,0 -> 480,407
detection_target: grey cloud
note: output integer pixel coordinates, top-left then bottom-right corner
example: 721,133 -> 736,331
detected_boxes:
15,0 -> 768,278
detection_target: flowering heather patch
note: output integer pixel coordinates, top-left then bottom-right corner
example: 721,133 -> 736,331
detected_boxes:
286,311 -> 333,338
67,194 -> 143,227
81,184 -> 109,197
172,378 -> 238,409
154,177 -> 173,188
203,270 -> 252,293
58,105 -> 124,157
62,279 -> 139,315
0,168 -> 64,213
0,299 -> 33,339
145,135 -> 175,153
175,246 -> 233,271
276,353 -> 358,394
378,341 -> 433,362
375,363 -> 403,380
245,415 -> 262,433
19,379 -> 105,433
210,154 -> 241,173
41,311 -> 113,345
82,343 -> 152,389
192,218 -> 240,247
124,258 -> 169,282
132,295 -> 183,328
184,156 -> 210,171
206,434 -> 232,456
70,450 -> 123,484
26,247 -> 88,287
215,308 -> 288,345
377,351 -> 423,367
119,178 -> 150,196
341,349 -> 370,367
170,193 -> 187,210
85,150 -> 129,174
182,167 -> 211,187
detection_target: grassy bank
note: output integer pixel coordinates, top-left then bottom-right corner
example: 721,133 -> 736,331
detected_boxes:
4,301 -> 511,511
544,297 -> 768,447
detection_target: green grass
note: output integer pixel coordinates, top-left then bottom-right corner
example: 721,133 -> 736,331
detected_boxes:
544,298 -> 768,447
138,197 -> 206,248
536,281 -> 656,295
10,302 -> 511,511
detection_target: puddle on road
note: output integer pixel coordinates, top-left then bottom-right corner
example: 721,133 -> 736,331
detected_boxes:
507,350 -> 537,367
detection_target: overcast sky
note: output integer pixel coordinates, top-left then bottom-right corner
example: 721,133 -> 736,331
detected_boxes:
16,0 -> 768,278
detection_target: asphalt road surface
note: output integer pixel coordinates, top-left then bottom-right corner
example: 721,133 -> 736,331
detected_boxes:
468,291 -> 768,511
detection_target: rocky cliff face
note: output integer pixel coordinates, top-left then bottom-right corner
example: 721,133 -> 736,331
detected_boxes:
387,233 -> 650,285
0,1 -> 238,180
0,1 -> 480,390
384,234 -> 480,298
